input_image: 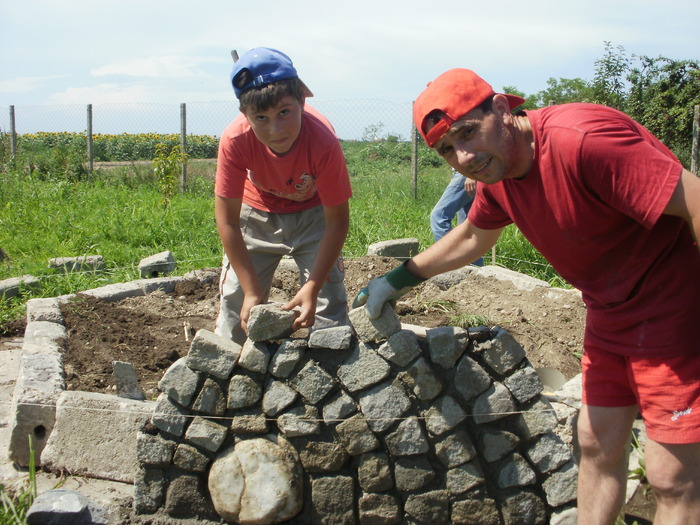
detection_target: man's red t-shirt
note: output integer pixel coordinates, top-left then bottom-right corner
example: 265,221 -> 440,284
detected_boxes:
469,103 -> 700,357
215,105 -> 351,213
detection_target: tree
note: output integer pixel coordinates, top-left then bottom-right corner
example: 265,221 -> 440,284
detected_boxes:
591,41 -> 631,110
531,77 -> 594,107
626,56 -> 700,168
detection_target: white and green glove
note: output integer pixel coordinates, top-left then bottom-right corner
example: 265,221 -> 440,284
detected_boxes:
352,261 -> 426,319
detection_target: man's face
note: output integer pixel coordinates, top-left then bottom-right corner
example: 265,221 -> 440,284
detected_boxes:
244,96 -> 303,154
431,100 -> 519,184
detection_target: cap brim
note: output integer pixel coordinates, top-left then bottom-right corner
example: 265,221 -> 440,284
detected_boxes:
300,80 -> 314,98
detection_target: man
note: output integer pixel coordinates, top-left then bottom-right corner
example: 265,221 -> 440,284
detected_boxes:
354,68 -> 700,524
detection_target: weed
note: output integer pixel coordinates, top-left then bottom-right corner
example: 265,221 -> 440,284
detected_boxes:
153,143 -> 188,207
450,312 -> 491,329
0,436 -> 36,524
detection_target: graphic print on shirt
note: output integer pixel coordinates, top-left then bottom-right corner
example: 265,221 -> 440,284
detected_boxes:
249,170 -> 318,202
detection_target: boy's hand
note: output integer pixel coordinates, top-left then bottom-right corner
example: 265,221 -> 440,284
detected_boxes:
240,295 -> 265,335
352,262 -> 426,319
283,284 -> 313,331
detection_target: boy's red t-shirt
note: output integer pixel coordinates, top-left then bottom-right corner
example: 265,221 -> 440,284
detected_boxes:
215,105 -> 351,213
469,103 -> 700,357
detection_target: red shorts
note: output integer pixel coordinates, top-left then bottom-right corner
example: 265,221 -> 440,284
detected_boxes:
581,347 -> 700,444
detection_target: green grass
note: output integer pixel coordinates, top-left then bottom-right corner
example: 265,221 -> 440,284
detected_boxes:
0,437 -> 36,524
0,138 -> 564,327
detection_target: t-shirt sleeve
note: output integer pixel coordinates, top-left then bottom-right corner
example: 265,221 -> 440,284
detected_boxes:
468,185 -> 513,230
577,119 -> 682,229
214,121 -> 250,199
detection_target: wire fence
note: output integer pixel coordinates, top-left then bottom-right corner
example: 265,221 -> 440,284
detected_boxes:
1,99 -> 414,142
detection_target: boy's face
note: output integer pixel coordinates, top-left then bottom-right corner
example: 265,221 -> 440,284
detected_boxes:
243,96 -> 304,154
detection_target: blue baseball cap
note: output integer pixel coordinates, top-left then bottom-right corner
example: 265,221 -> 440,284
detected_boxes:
230,47 -> 313,99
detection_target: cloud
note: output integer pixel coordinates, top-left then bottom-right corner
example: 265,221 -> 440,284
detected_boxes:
0,75 -> 67,94
91,55 -> 218,79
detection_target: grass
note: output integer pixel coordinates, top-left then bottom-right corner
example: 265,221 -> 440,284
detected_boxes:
0,138 -> 564,327
0,437 -> 36,525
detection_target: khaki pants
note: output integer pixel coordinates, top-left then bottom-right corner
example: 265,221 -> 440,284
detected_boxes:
215,204 -> 349,345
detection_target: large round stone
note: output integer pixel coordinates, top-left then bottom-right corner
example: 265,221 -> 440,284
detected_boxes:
208,437 -> 303,524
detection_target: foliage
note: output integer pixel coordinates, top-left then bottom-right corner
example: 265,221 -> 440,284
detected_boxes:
591,41 -> 632,109
15,132 -> 219,163
153,143 -> 188,207
0,436 -> 36,524
530,77 -> 594,106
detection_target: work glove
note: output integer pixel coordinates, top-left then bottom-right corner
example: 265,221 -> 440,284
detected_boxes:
352,261 -> 426,319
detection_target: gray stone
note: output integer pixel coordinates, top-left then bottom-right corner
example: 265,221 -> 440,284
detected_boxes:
173,443 -> 210,472
247,302 -> 297,341
400,356 -> 442,401
501,490 -> 547,525
322,390 -> 356,424
435,429 -> 477,468
446,461 -> 485,494
358,382 -> 411,433
550,507 -> 578,525
157,357 -> 200,407
426,325 -> 469,368
163,471 -> 217,520
0,274 -> 40,299
113,361 -> 145,400
422,395 -> 467,436
377,329 -> 421,367
454,354 -> 492,402
136,433 -> 175,467
515,398 -> 559,440
366,238 -> 419,258
186,329 -> 240,380
358,493 -> 401,524
229,411 -> 269,434
504,364 -> 544,403
384,416 -> 429,456
48,255 -> 105,273
472,382 -> 517,424
337,342 -> 391,393
478,429 -> 520,464
479,326 -> 526,375
138,250 -> 176,278
228,374 -> 262,410
23,320 -> 67,346
268,338 -> 306,378
184,416 -> 228,452
238,339 -> 272,373
277,405 -> 321,437
81,281 -> 143,301
357,452 -> 393,492
526,432 -> 573,473
133,468 -> 166,514
404,490 -> 449,524
451,497 -> 500,525
394,456 -> 435,491
289,360 -> 335,404
262,380 -> 298,416
191,378 -> 226,415
311,475 -> 354,525
543,461 -> 579,507
335,414 -> 380,455
25,297 -> 63,324
299,441 -> 349,472
308,325 -> 353,350
348,303 -> 402,343
27,489 -> 107,525
151,393 -> 189,436
495,452 -> 537,489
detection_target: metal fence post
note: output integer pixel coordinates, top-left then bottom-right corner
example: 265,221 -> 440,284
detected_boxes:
9,105 -> 17,156
87,104 -> 93,173
692,104 -> 699,175
180,103 -> 187,193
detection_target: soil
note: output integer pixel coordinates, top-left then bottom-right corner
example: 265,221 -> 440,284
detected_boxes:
0,255 -> 655,523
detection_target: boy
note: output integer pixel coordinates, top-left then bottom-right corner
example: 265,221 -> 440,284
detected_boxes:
214,47 -> 351,345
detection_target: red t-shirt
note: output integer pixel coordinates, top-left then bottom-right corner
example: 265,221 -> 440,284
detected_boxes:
215,105 -> 351,213
469,103 -> 700,357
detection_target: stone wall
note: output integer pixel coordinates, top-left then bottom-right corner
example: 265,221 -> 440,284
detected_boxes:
134,302 -> 578,524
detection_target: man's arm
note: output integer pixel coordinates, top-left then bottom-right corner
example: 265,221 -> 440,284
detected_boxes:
407,220 -> 503,279
663,168 -> 700,250
214,195 -> 265,330
284,201 -> 350,329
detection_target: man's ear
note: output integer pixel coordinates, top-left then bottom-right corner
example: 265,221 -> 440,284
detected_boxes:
492,94 -> 514,122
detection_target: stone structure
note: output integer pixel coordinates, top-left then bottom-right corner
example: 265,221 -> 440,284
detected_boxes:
134,302 -> 578,524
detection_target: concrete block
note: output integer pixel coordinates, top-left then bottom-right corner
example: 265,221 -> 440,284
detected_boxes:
138,251 -> 177,278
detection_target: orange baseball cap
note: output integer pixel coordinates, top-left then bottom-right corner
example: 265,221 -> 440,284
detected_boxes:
413,68 -> 526,147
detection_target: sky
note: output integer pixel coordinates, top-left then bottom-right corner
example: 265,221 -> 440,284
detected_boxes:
1,0 -> 698,138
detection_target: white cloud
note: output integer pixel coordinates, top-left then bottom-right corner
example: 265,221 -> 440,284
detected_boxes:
0,75 -> 67,94
91,55 -> 219,79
